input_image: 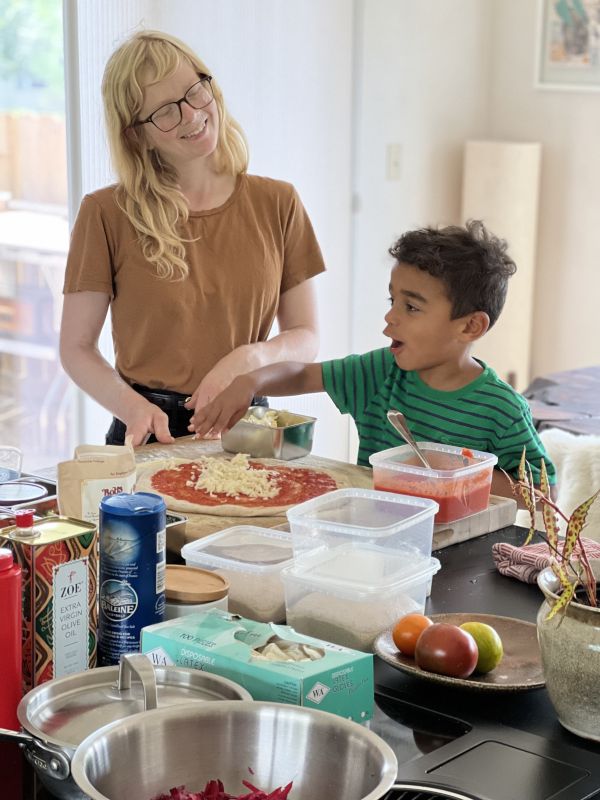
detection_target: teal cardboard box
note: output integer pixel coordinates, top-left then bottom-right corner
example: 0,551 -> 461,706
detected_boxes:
141,608 -> 374,722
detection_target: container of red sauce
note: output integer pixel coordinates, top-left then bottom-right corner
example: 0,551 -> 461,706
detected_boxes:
369,443 -> 498,524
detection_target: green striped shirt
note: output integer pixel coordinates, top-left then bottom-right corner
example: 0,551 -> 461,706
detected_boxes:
321,347 -> 556,483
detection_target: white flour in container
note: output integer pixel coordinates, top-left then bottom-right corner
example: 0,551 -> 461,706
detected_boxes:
286,592 -> 422,651
215,568 -> 286,623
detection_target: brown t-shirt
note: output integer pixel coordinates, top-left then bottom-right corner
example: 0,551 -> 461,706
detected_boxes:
63,174 -> 325,394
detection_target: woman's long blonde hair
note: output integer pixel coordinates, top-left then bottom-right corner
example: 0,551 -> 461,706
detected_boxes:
102,30 -> 249,280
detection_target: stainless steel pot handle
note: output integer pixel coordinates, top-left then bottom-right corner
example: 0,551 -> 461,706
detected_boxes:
116,652 -> 158,711
0,728 -> 71,780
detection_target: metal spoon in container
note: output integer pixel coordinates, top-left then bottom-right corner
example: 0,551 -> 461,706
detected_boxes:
386,409 -> 433,469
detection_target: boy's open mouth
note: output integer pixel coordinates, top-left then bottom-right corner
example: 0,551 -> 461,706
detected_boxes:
390,340 -> 403,352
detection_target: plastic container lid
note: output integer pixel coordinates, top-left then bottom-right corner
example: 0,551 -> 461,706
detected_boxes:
100,492 -> 166,514
282,543 -> 441,599
286,487 -> 438,534
369,443 -> 498,477
181,526 -> 294,574
165,565 -> 229,603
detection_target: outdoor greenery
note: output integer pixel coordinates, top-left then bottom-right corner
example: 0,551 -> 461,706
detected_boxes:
0,0 -> 64,111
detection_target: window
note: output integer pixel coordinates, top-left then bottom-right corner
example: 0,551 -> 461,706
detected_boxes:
0,0 -> 75,471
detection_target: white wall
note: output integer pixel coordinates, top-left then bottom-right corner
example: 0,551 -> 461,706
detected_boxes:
488,0 -> 600,377
351,0 -> 493,356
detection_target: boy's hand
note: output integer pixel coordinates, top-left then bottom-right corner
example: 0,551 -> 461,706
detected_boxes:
190,374 -> 257,437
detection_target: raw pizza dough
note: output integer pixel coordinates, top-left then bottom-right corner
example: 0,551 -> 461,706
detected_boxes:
135,456 -> 351,516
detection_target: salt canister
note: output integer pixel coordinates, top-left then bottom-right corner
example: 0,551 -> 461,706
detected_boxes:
98,492 -> 166,665
164,565 -> 229,619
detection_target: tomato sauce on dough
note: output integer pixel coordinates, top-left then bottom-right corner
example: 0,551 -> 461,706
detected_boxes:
150,461 -> 338,507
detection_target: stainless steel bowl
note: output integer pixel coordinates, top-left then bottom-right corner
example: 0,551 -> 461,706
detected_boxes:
222,406 -> 316,460
71,700 -> 398,800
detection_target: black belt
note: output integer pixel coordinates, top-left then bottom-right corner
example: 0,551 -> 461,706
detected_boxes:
131,384 -> 269,412
131,384 -> 190,412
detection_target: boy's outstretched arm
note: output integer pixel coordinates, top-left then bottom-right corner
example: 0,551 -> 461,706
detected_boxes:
190,361 -> 324,437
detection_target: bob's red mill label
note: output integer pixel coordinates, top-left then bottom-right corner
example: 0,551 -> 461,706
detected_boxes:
0,516 -> 98,691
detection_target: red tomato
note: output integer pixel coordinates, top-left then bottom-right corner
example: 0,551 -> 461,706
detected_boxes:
414,623 -> 478,678
392,613 -> 433,656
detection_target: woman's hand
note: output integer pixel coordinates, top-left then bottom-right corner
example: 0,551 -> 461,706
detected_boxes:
122,398 -> 174,446
189,374 -> 257,437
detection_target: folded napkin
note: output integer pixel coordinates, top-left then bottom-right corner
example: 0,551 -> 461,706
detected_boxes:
492,538 -> 600,584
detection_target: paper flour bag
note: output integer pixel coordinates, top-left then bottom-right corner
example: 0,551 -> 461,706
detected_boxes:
57,439 -> 136,524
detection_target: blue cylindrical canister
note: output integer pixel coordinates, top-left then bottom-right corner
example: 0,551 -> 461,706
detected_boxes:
98,492 -> 166,666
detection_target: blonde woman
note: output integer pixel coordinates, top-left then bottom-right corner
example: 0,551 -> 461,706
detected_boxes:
60,30 -> 324,445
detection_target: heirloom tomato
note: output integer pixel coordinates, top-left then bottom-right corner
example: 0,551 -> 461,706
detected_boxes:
414,623 -> 478,678
459,621 -> 504,673
392,612 -> 433,656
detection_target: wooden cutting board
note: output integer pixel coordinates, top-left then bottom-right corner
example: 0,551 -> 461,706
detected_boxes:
134,437 -> 516,553
134,437 -> 372,552
433,494 -> 517,550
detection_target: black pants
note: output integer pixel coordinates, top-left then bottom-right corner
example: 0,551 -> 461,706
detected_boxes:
105,384 -> 268,445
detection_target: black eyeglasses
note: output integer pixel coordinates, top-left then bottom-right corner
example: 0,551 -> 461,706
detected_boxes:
132,74 -> 214,133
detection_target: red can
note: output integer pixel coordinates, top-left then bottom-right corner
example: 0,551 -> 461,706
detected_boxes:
0,547 -> 22,729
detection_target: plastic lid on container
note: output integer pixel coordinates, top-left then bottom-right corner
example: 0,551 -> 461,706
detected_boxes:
181,526 -> 294,573
0,482 -> 47,506
282,542 -> 441,599
165,565 -> 229,603
100,491 -> 166,514
286,487 -> 438,534
369,443 -> 498,477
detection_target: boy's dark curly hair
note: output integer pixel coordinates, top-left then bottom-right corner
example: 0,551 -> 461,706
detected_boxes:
388,219 -> 517,328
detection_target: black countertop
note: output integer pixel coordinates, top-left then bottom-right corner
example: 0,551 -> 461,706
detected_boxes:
9,525 -> 600,799
374,525 -> 600,800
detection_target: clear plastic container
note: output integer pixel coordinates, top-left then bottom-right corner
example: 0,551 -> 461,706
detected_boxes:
369,443 -> 498,524
282,544 -> 441,651
181,526 -> 294,623
285,487 -> 438,559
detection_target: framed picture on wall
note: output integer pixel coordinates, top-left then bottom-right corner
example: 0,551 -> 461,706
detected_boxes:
536,0 -> 600,89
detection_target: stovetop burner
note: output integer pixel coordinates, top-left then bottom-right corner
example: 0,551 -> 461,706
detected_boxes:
372,688 -> 600,800
383,787 -> 478,800
370,691 -> 471,767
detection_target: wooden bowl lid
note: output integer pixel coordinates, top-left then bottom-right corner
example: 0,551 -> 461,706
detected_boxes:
165,565 -> 229,603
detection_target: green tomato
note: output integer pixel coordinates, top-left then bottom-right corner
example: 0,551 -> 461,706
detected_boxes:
459,621 -> 504,674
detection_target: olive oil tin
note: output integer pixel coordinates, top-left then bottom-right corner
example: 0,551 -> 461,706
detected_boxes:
0,516 -> 98,692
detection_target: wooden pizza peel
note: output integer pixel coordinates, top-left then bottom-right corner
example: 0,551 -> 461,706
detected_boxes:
134,436 -> 373,553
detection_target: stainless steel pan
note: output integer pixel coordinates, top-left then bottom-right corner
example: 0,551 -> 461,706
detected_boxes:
0,653 -> 251,798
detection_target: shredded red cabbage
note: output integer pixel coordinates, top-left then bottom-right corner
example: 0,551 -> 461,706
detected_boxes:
153,778 -> 293,800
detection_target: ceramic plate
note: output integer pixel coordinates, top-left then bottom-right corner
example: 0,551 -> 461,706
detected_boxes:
374,612 -> 545,692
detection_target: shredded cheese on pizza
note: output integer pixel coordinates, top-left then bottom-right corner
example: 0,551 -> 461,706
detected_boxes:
185,453 -> 280,499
